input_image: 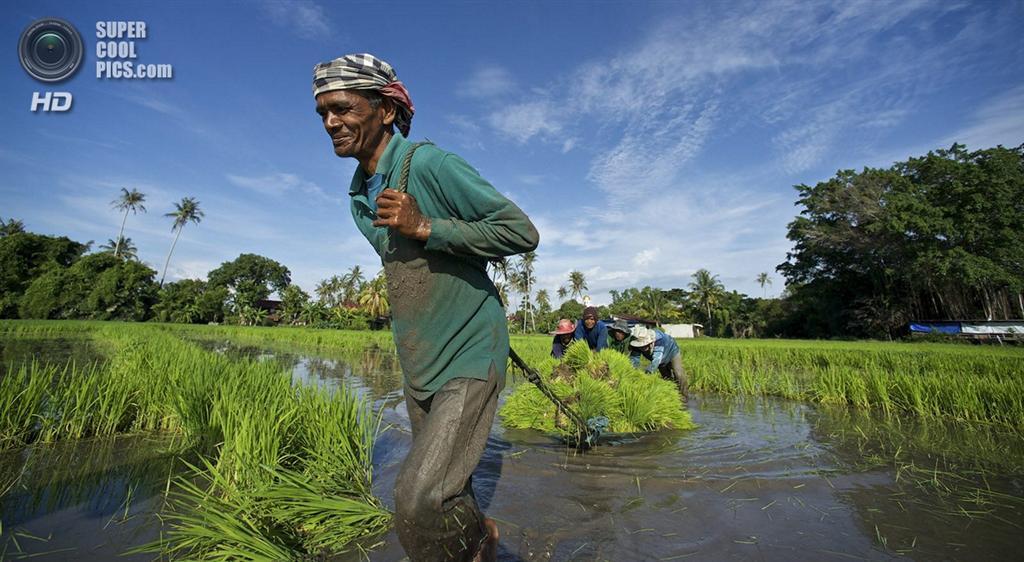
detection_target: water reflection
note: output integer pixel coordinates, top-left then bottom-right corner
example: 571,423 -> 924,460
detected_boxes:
0,435 -> 181,560
1,339 -> 1021,561
0,338 -> 101,377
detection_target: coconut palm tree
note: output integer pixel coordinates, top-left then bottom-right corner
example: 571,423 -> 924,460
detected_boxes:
556,286 -> 568,300
160,197 -> 204,286
0,217 -> 26,236
756,272 -> 772,298
342,265 -> 366,304
513,252 -> 537,332
488,257 -> 511,284
359,272 -> 389,319
111,188 -> 146,258
689,269 -> 725,333
567,270 -> 588,302
99,236 -> 137,260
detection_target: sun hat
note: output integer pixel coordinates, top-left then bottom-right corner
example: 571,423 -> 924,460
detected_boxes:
608,319 -> 630,334
550,318 -> 576,335
630,326 -> 656,347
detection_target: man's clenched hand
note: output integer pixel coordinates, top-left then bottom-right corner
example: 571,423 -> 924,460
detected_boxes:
373,188 -> 432,241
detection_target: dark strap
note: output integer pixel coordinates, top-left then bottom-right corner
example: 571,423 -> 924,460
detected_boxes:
396,141 -> 433,193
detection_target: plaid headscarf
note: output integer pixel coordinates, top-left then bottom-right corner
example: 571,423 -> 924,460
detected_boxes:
312,53 -> 415,136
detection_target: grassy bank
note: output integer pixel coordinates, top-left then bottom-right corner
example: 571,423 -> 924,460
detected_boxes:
0,321 -> 389,559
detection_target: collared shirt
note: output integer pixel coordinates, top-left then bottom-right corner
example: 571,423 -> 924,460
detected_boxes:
630,329 -> 681,373
348,133 -> 539,399
364,173 -> 385,213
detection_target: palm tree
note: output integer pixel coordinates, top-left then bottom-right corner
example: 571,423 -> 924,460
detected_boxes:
359,272 -> 389,319
1,217 -> 26,236
342,265 -> 366,304
99,236 -> 137,260
567,270 -> 588,302
512,252 -> 537,332
689,269 -> 725,333
756,272 -> 772,298
160,197 -> 204,286
556,286 -> 568,300
494,281 -> 510,308
111,188 -> 146,258
535,289 -> 551,315
488,257 -> 511,284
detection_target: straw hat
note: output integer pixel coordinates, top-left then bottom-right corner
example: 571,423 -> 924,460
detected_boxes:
550,318 -> 576,335
629,326 -> 655,347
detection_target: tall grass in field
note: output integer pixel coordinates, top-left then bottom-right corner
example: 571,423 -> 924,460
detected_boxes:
0,322 -> 389,558
508,333 -> 1024,429
501,340 -> 694,434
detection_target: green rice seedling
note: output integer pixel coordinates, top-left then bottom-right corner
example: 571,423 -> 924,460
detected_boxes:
500,345 -> 693,436
561,339 -> 593,372
0,361 -> 53,449
615,373 -> 694,433
501,384 -> 558,433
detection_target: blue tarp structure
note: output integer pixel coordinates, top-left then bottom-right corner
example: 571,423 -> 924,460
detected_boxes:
909,322 -> 961,335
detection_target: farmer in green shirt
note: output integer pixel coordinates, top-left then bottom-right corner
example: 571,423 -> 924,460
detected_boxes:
607,319 -> 633,354
313,53 -> 539,562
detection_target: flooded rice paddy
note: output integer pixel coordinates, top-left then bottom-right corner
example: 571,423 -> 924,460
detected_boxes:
2,339 -> 1022,560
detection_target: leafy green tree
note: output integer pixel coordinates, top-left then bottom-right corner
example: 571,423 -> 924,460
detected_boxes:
20,253 -> 156,320
207,253 -> 291,312
160,197 -> 204,286
0,230 -> 88,318
279,284 -> 311,325
153,279 -> 227,324
780,143 -> 1024,337
86,259 -> 159,320
111,187 -> 146,258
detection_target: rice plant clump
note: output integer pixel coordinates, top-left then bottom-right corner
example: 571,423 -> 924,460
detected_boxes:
501,340 -> 695,435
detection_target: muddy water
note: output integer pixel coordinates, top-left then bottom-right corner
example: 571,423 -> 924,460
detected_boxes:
2,342 -> 1022,560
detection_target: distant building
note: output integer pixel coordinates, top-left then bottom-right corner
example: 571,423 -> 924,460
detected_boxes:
661,323 -> 703,339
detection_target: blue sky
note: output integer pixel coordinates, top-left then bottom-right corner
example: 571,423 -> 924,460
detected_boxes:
2,0 -> 1022,306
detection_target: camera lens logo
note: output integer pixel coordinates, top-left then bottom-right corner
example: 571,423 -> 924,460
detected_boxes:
19,18 -> 84,83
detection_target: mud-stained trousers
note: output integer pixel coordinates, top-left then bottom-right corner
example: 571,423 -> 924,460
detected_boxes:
658,352 -> 688,397
394,365 -> 502,561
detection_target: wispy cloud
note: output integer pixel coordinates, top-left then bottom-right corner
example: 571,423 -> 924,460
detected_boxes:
258,0 -> 331,40
226,172 -> 338,203
457,66 -> 517,99
946,86 -> 1024,150
488,100 -> 564,143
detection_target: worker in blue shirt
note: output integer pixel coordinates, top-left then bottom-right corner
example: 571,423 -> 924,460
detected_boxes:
629,326 -> 688,398
574,306 -> 608,351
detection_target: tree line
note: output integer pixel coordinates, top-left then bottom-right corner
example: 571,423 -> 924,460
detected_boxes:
2,142 -> 1019,338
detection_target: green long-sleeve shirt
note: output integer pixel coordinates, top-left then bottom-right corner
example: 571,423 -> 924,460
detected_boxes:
348,133 -> 539,399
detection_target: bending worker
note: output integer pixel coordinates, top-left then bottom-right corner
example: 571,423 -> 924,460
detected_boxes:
629,326 -> 689,398
574,306 -> 608,351
607,319 -> 632,354
551,318 -> 577,358
314,53 -> 539,562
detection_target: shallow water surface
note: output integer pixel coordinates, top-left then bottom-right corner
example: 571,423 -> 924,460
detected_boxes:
1,341 -> 1021,560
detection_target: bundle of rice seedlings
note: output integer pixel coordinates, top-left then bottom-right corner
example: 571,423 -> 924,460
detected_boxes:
501,340 -> 695,436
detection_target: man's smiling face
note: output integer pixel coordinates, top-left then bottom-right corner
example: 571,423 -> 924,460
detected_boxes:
316,90 -> 390,161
